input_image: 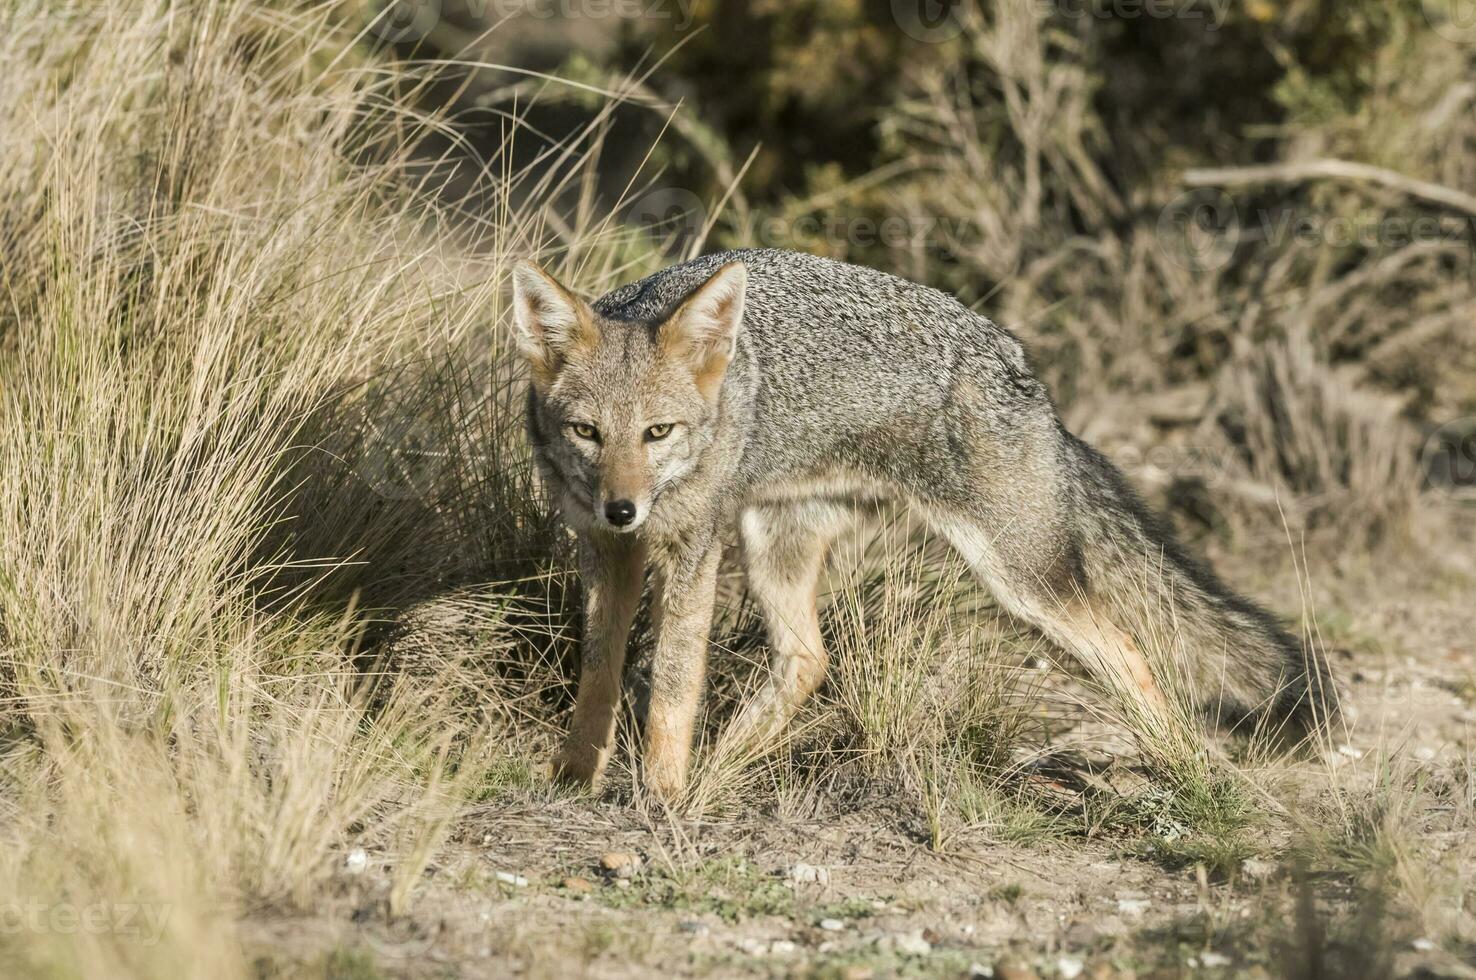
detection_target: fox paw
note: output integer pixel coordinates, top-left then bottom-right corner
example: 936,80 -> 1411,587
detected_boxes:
640,760 -> 687,804
551,742 -> 605,788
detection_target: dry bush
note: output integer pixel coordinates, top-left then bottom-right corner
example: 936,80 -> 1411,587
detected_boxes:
786,0 -> 1476,545
0,1 -> 649,974
1207,330 -> 1422,539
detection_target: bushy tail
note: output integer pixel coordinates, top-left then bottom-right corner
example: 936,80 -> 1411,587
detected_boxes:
1063,432 -> 1341,741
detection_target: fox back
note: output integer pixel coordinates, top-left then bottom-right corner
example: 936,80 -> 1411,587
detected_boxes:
516,247 -> 1338,737
548,249 -> 1062,521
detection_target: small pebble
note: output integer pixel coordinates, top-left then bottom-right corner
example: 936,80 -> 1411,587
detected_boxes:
1057,957 -> 1084,979
819,917 -> 846,932
1414,746 -> 1437,762
737,937 -> 767,956
1116,897 -> 1150,916
995,962 -> 1041,980
494,871 -> 528,887
344,847 -> 368,875
1412,938 -> 1437,952
892,931 -> 932,956
1064,920 -> 1096,947
788,862 -> 830,885
770,940 -> 798,955
600,852 -> 643,878
968,964 -> 995,979
1201,951 -> 1231,967
561,876 -> 594,893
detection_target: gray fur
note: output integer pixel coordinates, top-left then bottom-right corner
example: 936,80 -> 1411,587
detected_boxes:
525,248 -> 1337,793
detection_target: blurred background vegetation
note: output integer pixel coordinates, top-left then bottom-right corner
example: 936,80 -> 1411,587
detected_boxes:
370,0 -> 1476,547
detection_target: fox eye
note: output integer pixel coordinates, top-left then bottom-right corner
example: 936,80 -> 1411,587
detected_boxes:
569,422 -> 600,442
645,423 -> 674,441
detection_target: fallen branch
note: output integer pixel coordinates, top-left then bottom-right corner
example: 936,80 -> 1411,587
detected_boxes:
1183,159 -> 1476,219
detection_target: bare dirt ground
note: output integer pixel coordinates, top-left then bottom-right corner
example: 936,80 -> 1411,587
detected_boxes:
245,511 -> 1476,980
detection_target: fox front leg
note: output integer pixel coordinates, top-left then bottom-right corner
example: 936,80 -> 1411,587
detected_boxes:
553,531 -> 645,788
642,539 -> 721,802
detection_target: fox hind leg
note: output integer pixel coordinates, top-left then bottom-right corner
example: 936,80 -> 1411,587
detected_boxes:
928,509 -> 1172,722
719,500 -> 857,753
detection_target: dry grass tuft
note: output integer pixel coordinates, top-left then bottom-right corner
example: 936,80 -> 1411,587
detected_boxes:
0,1 -> 636,973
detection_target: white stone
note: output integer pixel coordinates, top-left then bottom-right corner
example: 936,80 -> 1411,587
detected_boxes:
344,847 -> 369,875
1117,897 -> 1151,916
1241,857 -> 1276,880
788,863 -> 830,885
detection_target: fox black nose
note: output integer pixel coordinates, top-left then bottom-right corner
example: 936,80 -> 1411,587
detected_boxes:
603,499 -> 637,527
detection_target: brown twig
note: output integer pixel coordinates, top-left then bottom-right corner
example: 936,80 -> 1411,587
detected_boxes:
1184,159 -> 1476,219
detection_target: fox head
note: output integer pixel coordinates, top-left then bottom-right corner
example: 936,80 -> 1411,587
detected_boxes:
510,260 -> 747,533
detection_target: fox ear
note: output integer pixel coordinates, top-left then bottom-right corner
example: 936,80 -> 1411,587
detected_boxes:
510,261 -> 597,387
660,261 -> 746,400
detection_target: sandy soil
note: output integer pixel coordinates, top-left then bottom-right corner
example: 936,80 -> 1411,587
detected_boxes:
244,516 -> 1476,980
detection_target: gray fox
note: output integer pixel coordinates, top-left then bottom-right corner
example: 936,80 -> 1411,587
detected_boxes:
511,248 -> 1338,799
